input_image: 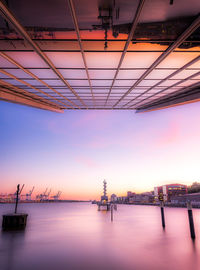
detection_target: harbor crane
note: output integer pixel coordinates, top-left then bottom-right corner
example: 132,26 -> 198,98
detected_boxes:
51,191 -> 62,201
36,187 -> 49,201
26,186 -> 34,201
43,189 -> 51,201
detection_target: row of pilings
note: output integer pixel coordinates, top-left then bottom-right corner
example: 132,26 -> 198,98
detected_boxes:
97,200 -> 196,239
160,200 -> 196,239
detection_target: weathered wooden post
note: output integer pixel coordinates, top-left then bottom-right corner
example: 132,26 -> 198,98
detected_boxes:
111,204 -> 113,222
160,201 -> 165,228
187,201 -> 195,239
15,184 -> 20,214
2,184 -> 28,231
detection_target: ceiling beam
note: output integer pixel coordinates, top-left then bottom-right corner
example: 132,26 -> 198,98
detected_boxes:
2,49 -> 200,53
136,82 -> 200,112
113,14 -> 200,108
1,67 -> 199,71
0,68 -> 71,109
105,0 -> 146,106
0,52 -> 77,108
128,55 -> 200,108
68,0 -> 95,107
0,80 -> 63,112
134,72 -> 200,109
1,77 -> 199,81
0,38 -> 200,43
130,72 -> 200,108
0,89 -> 63,112
0,1 -> 86,108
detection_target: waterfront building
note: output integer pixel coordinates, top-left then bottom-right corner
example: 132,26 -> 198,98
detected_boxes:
128,194 -> 142,203
110,194 -> 117,202
154,186 -> 164,202
171,192 -> 200,206
163,184 -> 187,202
128,193 -> 154,204
154,184 -> 187,202
117,196 -> 127,203
127,191 -> 135,198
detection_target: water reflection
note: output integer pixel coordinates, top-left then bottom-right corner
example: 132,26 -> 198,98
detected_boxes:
0,231 -> 25,270
0,203 -> 200,270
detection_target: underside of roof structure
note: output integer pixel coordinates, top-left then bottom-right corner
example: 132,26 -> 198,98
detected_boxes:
0,0 -> 200,112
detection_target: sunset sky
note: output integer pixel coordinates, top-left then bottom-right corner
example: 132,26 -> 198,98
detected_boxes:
0,100 -> 200,200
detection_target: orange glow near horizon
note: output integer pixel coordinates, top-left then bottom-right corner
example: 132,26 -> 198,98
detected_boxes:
1,101 -> 200,200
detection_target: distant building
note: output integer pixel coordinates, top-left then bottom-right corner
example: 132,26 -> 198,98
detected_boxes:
128,193 -> 154,204
110,194 -> 117,202
154,184 -> 187,202
171,192 -> 200,206
128,194 -> 142,203
163,184 -> 187,202
117,196 -> 127,203
127,191 -> 135,198
154,186 -> 163,202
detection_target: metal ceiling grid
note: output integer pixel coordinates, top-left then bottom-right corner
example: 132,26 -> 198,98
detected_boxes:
0,0 -> 200,111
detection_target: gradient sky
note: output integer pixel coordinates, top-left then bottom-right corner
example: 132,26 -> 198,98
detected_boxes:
1,101 -> 200,200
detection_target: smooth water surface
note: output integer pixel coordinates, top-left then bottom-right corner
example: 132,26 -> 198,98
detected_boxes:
0,203 -> 200,270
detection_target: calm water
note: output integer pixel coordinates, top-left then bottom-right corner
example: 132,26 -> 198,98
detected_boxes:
0,203 -> 200,270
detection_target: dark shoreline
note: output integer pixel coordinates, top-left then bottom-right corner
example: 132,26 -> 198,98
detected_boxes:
118,202 -> 200,209
0,200 -> 90,204
1,201 -> 200,209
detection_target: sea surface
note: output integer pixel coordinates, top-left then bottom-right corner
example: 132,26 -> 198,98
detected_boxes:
0,202 -> 200,270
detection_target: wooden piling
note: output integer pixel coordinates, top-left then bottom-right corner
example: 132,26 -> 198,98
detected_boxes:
2,184 -> 28,231
160,201 -> 165,228
15,184 -> 20,214
2,214 -> 28,231
111,205 -> 113,222
187,201 -> 195,239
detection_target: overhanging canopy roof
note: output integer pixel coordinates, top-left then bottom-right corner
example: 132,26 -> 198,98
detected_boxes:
0,0 -> 200,112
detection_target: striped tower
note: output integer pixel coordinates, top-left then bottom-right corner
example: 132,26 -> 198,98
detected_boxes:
103,180 -> 107,197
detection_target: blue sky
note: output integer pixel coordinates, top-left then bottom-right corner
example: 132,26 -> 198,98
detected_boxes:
1,100 -> 200,199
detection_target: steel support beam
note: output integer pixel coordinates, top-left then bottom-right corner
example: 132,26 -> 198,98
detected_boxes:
3,49 -> 200,53
0,77 -> 199,82
130,70 -> 200,108
128,56 -> 200,108
0,81 -> 63,112
0,68 -> 71,108
1,67 -> 199,71
0,89 -> 63,112
1,38 -> 200,43
113,14 -> 200,108
105,0 -> 145,106
0,1 -> 86,108
135,74 -> 200,109
68,0 -> 95,107
0,79 -> 62,108
136,83 -> 200,112
0,52 -> 76,108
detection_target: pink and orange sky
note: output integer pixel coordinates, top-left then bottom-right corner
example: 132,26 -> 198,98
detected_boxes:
1,101 -> 200,200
